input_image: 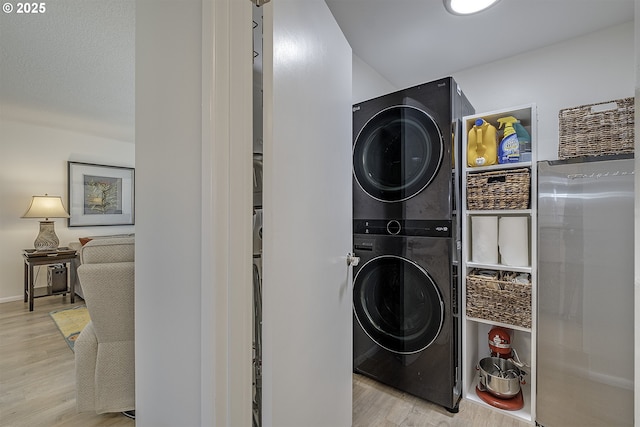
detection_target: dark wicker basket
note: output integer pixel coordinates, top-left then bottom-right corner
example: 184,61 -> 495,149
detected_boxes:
558,97 -> 634,159
466,168 -> 530,210
466,272 -> 532,329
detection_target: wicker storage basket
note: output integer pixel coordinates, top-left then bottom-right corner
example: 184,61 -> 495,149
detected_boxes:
466,272 -> 532,329
558,97 -> 634,159
467,168 -> 530,210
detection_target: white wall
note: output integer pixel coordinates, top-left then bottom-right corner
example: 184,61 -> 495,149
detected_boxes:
135,1 -> 204,425
453,22 -> 634,161
352,53 -> 397,104
0,115 -> 134,301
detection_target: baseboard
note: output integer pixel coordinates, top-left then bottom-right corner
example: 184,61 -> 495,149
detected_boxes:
0,295 -> 24,304
0,292 -> 84,304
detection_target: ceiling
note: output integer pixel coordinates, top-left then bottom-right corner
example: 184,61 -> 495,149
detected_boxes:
0,0 -> 634,142
0,0 -> 135,141
325,0 -> 635,88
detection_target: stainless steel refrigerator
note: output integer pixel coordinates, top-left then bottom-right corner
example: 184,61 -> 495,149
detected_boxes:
536,155 -> 634,426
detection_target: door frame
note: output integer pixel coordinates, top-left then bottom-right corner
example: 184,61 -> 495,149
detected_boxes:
201,1 -> 253,426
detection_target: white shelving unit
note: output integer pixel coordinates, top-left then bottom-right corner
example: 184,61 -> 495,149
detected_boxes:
461,104 -> 537,424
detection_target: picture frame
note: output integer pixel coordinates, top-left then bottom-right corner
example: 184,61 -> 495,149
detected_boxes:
67,162 -> 135,227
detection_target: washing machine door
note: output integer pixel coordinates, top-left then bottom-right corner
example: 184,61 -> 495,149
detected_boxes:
353,255 -> 444,354
253,153 -> 263,209
353,105 -> 443,202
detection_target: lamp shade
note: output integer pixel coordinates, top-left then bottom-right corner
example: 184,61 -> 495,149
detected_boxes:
22,195 -> 70,219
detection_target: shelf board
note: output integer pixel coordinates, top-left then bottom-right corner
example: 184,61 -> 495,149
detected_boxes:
465,262 -> 531,273
465,316 -> 532,333
466,209 -> 532,216
466,162 -> 532,173
464,104 -> 534,128
31,286 -> 69,299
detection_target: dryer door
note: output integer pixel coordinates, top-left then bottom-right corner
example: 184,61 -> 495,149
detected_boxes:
353,105 -> 443,202
353,255 -> 444,354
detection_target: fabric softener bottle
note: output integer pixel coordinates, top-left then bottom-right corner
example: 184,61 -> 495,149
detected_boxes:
514,121 -> 531,162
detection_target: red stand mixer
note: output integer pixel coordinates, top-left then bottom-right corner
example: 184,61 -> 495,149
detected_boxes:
489,326 -> 514,359
476,327 -> 527,411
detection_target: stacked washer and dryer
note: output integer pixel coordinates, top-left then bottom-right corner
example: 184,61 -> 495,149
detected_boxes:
352,77 -> 474,412
252,153 -> 263,427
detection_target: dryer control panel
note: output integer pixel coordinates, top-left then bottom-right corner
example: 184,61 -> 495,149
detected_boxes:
353,219 -> 451,238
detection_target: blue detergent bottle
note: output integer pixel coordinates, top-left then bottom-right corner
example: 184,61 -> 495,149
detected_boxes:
497,116 -> 520,164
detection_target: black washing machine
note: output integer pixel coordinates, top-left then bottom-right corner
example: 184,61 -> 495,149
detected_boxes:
352,77 -> 473,222
352,219 -> 460,412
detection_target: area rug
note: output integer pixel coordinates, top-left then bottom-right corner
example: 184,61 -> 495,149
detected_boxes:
49,305 -> 90,351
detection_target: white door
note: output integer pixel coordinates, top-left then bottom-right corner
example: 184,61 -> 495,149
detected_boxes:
261,1 -> 353,426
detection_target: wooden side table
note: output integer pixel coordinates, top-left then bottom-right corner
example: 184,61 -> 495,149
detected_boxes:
23,248 -> 79,312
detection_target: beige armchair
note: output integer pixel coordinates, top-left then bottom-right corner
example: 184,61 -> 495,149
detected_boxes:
75,237 -> 135,414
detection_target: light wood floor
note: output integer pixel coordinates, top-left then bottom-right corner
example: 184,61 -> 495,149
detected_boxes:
353,374 -> 530,427
0,296 -> 134,427
1,297 -> 530,427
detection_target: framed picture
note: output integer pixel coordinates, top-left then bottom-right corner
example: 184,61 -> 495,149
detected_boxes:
68,162 -> 135,227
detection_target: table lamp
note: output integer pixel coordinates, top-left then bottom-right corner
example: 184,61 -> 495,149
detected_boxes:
22,194 -> 70,251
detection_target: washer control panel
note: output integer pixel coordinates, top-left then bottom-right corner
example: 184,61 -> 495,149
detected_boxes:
353,219 -> 451,238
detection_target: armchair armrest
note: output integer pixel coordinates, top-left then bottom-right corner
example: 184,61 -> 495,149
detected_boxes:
77,262 -> 134,342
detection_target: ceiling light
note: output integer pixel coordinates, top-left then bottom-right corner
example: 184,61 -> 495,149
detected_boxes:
444,0 -> 500,15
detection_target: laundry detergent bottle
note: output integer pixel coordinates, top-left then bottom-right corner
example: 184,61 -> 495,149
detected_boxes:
514,121 -> 531,162
497,116 -> 520,164
467,119 -> 498,167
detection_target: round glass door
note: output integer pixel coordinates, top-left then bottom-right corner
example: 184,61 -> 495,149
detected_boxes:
353,105 -> 443,202
353,255 -> 444,354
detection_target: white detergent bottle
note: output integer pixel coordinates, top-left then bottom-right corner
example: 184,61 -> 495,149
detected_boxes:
497,116 -> 520,164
